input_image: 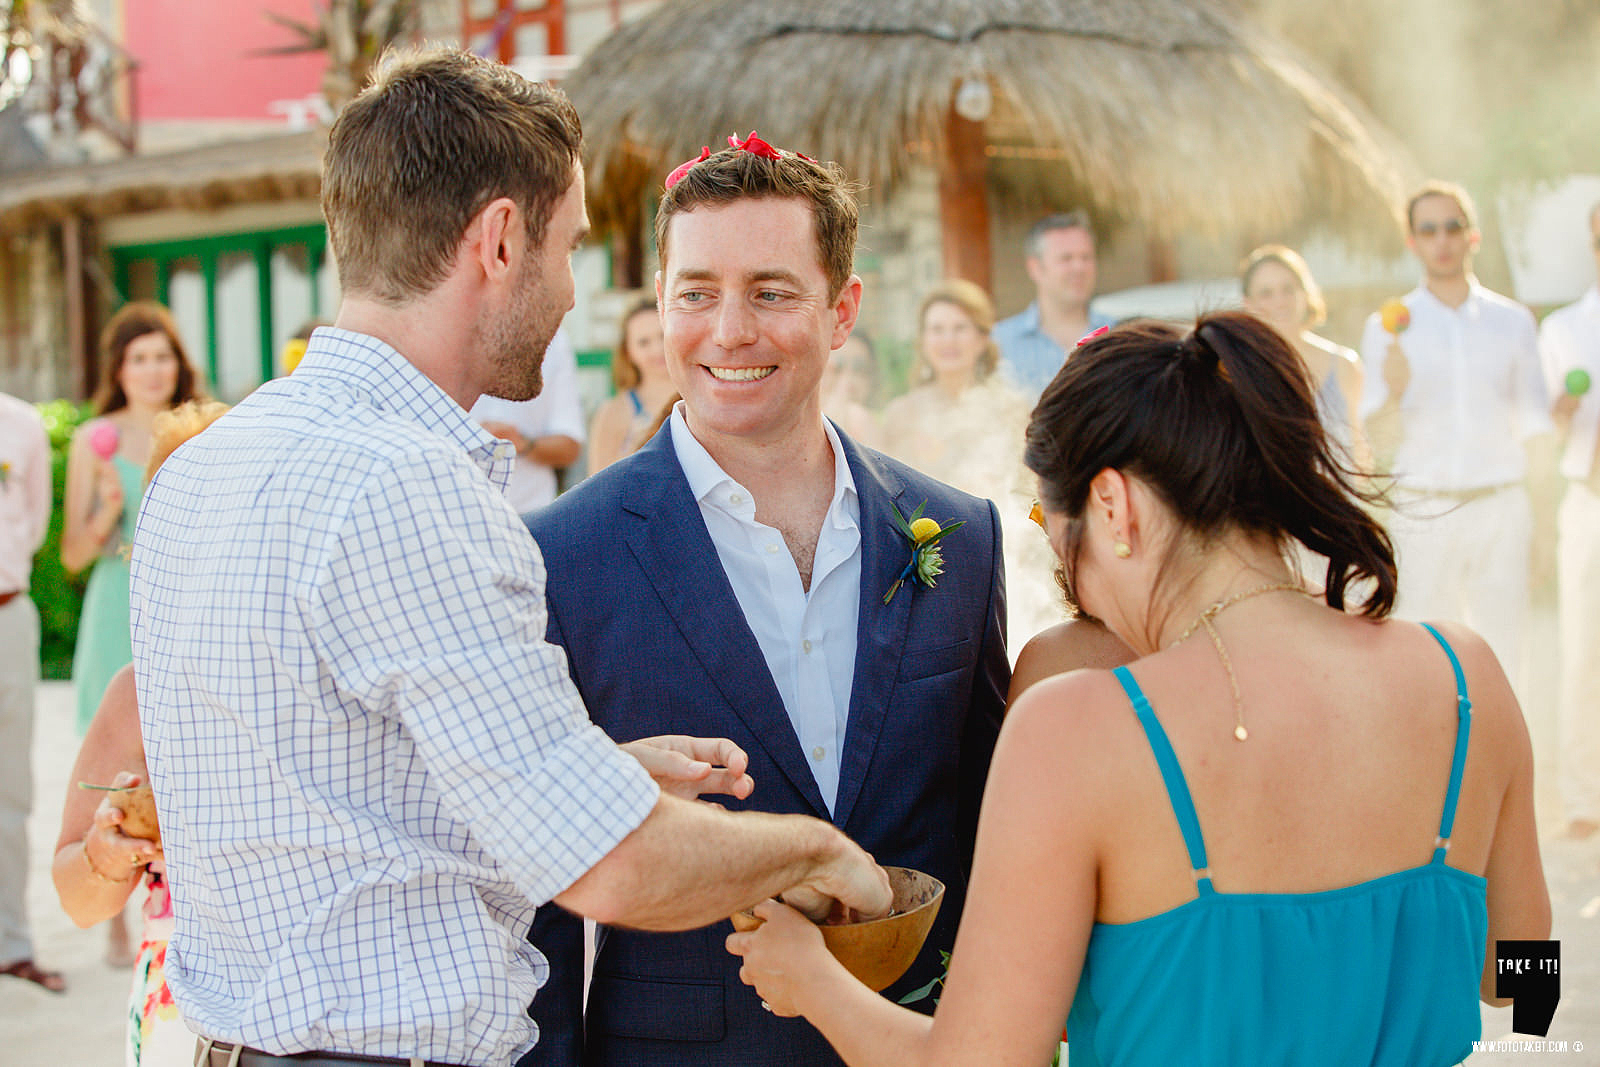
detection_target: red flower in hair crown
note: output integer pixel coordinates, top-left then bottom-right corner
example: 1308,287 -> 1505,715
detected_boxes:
664,131 -> 817,189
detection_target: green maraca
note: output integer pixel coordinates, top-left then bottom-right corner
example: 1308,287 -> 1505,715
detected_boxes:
1567,368 -> 1592,396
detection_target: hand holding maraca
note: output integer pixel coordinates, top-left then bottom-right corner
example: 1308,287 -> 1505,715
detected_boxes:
1379,299 -> 1411,401
86,421 -> 124,531
1554,367 -> 1591,418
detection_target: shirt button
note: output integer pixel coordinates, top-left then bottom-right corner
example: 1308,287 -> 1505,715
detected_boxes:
766,543 -> 781,554
729,492 -> 744,506
812,746 -> 825,761
802,639 -> 812,653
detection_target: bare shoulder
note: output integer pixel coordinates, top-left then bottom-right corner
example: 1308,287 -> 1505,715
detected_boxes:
988,667 -> 1155,834
1002,667 -> 1142,770
1416,619 -> 1526,745
1010,619 -> 1135,704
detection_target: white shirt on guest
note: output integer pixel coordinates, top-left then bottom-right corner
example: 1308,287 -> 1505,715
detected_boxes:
471,328 -> 585,514
1539,285 -> 1600,481
0,393 -> 49,591
669,404 -> 860,813
1359,280 -> 1551,491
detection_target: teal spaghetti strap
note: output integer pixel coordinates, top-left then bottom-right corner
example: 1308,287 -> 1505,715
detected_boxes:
1112,666 -> 1214,892
1419,623 -> 1472,864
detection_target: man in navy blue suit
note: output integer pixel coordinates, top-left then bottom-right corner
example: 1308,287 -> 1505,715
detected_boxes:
520,138 -> 1009,1066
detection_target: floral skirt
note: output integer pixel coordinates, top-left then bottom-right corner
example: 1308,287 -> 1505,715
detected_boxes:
127,936 -> 189,1067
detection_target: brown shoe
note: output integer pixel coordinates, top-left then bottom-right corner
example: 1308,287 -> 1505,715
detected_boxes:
0,958 -> 66,993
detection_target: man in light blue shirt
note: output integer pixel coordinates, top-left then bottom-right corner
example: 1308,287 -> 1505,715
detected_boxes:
993,212 -> 1115,398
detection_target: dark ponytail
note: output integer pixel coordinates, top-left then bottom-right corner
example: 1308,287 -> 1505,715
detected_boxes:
1024,311 -> 1396,617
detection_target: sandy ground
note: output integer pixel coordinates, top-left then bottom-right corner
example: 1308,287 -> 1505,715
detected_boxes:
4,615 -> 1598,1064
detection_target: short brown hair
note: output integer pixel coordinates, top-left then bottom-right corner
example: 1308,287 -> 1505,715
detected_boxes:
322,47 -> 584,304
915,279 -> 1000,383
1406,180 -> 1478,233
1025,211 -> 1095,259
1240,244 -> 1327,328
654,145 -> 859,300
94,302 -> 204,415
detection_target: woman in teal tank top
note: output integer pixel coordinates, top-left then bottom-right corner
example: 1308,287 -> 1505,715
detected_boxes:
729,313 -> 1551,1066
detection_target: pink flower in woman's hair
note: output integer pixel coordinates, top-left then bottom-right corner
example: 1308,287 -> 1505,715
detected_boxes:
88,421 -> 120,460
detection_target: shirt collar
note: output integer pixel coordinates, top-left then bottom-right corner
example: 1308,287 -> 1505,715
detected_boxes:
1410,277 -> 1491,315
668,403 -> 858,523
294,327 -> 514,485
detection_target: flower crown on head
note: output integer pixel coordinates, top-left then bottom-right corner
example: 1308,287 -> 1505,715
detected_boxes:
664,131 -> 818,189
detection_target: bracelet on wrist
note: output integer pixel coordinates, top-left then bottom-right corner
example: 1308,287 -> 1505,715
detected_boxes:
81,836 -> 136,886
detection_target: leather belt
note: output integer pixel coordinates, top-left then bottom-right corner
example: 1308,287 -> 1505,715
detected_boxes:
0,591 -> 19,607
195,1040 -> 460,1067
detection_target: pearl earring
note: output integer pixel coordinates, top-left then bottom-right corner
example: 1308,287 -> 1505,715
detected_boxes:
1114,540 -> 1132,559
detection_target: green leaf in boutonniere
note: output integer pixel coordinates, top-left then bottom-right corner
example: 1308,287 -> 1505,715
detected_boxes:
882,501 -> 966,604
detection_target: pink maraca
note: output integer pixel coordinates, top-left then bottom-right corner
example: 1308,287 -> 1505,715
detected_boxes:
87,421 -> 120,461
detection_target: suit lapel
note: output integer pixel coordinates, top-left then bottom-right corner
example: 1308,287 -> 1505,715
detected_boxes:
620,432 -> 831,818
832,436 -> 912,830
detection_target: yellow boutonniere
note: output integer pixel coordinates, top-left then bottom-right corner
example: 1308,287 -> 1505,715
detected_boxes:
883,501 -> 965,604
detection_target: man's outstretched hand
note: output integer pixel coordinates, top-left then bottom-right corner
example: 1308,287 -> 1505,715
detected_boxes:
622,735 -> 755,802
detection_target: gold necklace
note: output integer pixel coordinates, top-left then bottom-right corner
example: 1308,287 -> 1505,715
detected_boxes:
1172,581 -> 1304,741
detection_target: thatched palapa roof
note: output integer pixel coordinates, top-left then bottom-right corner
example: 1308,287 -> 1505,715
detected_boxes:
0,128 -> 324,235
567,0 -> 1416,243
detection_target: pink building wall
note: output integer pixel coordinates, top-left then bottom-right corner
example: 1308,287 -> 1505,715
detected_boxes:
122,0 -> 327,121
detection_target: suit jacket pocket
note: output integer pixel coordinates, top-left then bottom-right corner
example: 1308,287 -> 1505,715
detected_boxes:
587,972 -> 725,1042
896,638 -> 973,681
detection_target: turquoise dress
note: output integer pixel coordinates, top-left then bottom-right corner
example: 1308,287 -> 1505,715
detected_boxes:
73,453 -> 143,733
1066,624 -> 1487,1066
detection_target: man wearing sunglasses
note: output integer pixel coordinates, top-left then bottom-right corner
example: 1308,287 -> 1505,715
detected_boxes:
1536,200 -> 1600,841
1358,180 -> 1550,692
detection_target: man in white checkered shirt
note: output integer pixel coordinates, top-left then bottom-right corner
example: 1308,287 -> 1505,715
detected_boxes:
128,48 -> 890,1067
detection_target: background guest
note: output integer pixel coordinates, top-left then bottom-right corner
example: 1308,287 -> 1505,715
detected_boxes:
1359,181 -> 1550,685
0,388 -> 59,993
882,280 -> 1055,656
1537,198 -> 1600,840
588,298 -> 673,472
1240,244 -> 1368,467
993,212 -> 1115,399
59,302 -> 203,966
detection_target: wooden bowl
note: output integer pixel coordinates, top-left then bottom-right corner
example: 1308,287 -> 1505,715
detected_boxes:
115,784 -> 161,843
731,866 -> 944,991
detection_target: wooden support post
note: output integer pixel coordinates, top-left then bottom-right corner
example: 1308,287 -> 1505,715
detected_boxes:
62,217 -> 89,399
937,104 -> 992,292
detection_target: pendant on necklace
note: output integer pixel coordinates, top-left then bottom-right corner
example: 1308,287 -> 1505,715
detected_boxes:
1234,725 -> 1249,742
